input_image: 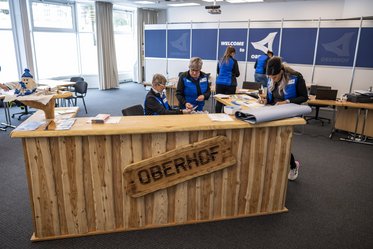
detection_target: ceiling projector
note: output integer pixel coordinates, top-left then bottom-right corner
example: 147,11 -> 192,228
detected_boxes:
205,5 -> 221,14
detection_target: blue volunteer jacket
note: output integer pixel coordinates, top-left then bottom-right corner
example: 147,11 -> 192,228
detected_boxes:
176,71 -> 211,111
255,54 -> 269,74
216,57 -> 239,86
267,75 -> 299,103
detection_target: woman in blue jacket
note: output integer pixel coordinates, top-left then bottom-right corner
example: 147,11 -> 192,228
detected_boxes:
215,46 -> 240,113
260,56 -> 308,181
176,57 -> 211,112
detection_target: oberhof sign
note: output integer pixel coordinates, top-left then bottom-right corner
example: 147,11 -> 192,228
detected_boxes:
124,136 -> 236,198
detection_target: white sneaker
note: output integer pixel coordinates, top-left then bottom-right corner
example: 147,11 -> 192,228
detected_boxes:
288,161 -> 300,181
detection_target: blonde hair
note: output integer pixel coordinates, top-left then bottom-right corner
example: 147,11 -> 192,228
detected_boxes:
189,57 -> 203,70
152,73 -> 167,87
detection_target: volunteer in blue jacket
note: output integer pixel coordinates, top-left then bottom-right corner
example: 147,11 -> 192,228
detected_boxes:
259,56 -> 308,181
215,46 -> 240,113
254,50 -> 273,87
176,57 -> 211,111
145,73 -> 191,115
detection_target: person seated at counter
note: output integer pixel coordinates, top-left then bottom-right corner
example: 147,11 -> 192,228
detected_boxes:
259,56 -> 308,181
176,57 -> 211,112
144,73 -> 191,115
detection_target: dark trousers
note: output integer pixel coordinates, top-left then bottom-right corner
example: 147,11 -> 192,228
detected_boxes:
215,84 -> 237,113
290,153 -> 296,169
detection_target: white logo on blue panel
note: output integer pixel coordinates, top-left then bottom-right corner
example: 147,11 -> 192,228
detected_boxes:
170,32 -> 188,52
251,32 -> 278,54
321,32 -> 354,57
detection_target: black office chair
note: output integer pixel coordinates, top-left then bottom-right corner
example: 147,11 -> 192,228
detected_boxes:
67,76 -> 84,92
70,77 -> 84,82
71,81 -> 88,114
242,81 -> 262,90
11,101 -> 35,120
122,105 -> 144,116
305,85 -> 331,126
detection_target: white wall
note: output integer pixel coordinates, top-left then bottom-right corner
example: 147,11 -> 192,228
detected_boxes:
150,0 -> 373,94
167,1 -> 345,23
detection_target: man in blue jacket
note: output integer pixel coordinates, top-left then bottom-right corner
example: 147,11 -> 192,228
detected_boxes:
254,50 -> 273,87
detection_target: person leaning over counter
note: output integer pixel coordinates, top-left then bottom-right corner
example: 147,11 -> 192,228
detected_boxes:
176,57 -> 211,112
259,56 -> 308,181
144,73 -> 191,115
215,46 -> 240,113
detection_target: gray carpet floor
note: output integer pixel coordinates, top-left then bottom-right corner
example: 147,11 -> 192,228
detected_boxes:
0,83 -> 372,249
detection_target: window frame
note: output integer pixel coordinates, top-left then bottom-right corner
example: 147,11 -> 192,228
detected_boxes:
30,0 -> 76,33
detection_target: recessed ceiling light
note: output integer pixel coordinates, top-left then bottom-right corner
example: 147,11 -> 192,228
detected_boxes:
134,1 -> 155,4
168,3 -> 201,7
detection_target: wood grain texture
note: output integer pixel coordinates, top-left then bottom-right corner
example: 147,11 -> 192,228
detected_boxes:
20,124 -> 295,241
11,114 -> 305,138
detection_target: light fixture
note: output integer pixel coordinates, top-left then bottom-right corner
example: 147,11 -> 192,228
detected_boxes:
202,0 -> 223,2
134,1 -> 155,4
168,3 -> 200,7
226,0 -> 263,3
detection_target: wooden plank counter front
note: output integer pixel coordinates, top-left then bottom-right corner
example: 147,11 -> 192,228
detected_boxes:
11,114 -> 305,241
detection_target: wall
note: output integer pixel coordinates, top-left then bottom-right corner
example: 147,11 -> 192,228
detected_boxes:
144,0 -> 373,95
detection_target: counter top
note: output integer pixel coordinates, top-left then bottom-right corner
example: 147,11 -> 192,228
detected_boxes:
11,114 -> 305,138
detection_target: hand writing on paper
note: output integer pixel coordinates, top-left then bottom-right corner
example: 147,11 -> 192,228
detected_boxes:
185,103 -> 193,109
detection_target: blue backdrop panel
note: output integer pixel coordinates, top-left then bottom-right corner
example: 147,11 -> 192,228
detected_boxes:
316,28 -> 358,67
248,28 -> 280,62
281,28 -> 317,64
356,28 -> 373,68
218,29 -> 247,62
192,29 -> 218,60
167,29 -> 191,59
145,30 -> 166,58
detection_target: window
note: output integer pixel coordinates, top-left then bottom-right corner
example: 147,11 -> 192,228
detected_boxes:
113,10 -> 132,33
77,2 -> 98,76
0,0 -> 11,28
31,2 -> 73,30
0,0 -> 18,82
30,1 -> 100,82
113,9 -> 136,80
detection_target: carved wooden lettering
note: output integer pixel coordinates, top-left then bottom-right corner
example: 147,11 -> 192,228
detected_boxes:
124,136 -> 236,197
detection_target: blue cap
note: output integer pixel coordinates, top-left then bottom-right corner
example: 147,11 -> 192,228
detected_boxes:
22,68 -> 33,78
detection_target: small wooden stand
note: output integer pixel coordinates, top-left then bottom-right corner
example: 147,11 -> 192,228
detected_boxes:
20,98 -> 55,119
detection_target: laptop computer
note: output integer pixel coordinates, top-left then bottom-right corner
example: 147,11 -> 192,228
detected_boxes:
316,89 -> 338,100
242,81 -> 262,90
309,85 -> 331,95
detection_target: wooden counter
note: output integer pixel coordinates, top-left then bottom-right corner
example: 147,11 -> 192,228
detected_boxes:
11,114 -> 305,241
